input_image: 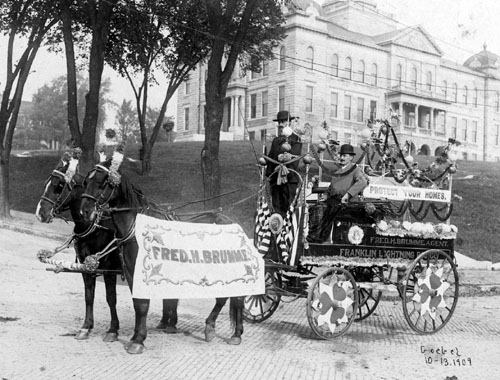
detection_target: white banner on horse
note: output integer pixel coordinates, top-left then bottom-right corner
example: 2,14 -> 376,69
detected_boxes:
132,214 -> 265,299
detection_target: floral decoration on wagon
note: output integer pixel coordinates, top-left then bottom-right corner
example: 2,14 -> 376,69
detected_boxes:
376,219 -> 457,240
347,225 -> 364,245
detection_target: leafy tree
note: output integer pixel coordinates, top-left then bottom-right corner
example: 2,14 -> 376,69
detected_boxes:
116,99 -> 137,143
0,0 -> 58,218
105,0 -> 210,175
200,0 -> 286,207
28,74 -> 109,148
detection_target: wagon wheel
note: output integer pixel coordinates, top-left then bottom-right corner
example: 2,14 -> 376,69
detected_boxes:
243,269 -> 281,323
306,267 -> 359,339
401,249 -> 459,334
355,287 -> 382,322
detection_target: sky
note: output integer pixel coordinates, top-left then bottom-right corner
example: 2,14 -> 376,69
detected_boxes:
1,0 -> 500,123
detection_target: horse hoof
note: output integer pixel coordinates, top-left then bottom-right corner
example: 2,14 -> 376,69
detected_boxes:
164,326 -> 177,334
156,321 -> 167,329
75,329 -> 91,340
227,336 -> 242,345
126,342 -> 145,354
103,332 -> 119,342
204,325 -> 216,342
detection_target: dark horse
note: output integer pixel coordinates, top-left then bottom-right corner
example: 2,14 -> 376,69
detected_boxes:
79,160 -> 244,354
35,155 -> 178,341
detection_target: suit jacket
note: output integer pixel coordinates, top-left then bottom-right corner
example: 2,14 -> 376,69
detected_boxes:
266,133 -> 302,183
327,162 -> 367,200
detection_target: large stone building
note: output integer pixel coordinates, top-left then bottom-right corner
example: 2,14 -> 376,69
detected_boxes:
177,0 -> 500,162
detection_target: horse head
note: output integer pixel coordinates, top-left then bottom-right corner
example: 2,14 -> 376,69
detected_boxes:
36,149 -> 81,223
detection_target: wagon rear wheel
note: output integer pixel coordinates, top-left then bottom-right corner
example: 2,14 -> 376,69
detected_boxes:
306,267 -> 359,339
355,287 -> 381,321
401,249 -> 459,334
243,269 -> 281,323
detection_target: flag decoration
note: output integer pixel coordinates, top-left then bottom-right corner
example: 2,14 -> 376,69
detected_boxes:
276,204 -> 300,264
254,197 -> 272,255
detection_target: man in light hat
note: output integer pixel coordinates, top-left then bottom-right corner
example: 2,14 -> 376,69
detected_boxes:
265,110 -> 302,215
307,143 -> 367,243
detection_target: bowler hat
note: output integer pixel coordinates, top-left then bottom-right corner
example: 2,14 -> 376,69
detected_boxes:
339,144 -> 356,155
273,110 -> 296,122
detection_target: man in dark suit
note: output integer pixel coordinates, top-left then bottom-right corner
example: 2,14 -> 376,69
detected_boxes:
265,110 -> 303,216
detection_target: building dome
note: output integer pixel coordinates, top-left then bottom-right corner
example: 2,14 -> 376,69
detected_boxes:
464,43 -> 500,70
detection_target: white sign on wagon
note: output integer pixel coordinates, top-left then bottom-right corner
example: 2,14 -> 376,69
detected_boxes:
363,184 -> 451,203
132,214 -> 265,299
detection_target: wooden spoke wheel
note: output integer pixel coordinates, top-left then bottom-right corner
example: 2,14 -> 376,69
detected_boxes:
401,249 -> 459,334
306,267 -> 359,339
355,287 -> 381,322
243,269 -> 281,323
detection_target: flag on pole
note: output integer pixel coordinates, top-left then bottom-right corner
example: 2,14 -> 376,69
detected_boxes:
254,198 -> 271,255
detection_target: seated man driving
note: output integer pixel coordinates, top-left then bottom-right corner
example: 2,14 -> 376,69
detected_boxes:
307,144 -> 368,243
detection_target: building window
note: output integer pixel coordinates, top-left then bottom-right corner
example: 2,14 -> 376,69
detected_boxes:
330,130 -> 338,141
426,71 -> 432,91
371,63 -> 378,86
357,97 -> 364,122
473,89 -> 478,107
184,108 -> 190,131
345,57 -> 352,80
442,81 -> 447,99
411,67 -> 417,89
307,46 -> 314,70
250,94 -> 257,119
496,93 -> 500,112
260,129 -> 266,141
358,60 -> 365,83
451,117 -> 457,139
344,133 -> 352,144
248,131 -> 255,141
344,95 -> 351,120
453,83 -> 458,102
463,86 -> 468,105
437,111 -> 446,132
306,86 -> 313,113
278,85 -> 285,111
331,54 -> 338,77
396,64 -> 402,85
462,119 -> 468,141
279,46 -> 286,71
370,100 -> 377,120
330,92 -> 338,118
185,80 -> 190,95
261,91 -> 268,117
472,121 -> 477,143
262,60 -> 269,76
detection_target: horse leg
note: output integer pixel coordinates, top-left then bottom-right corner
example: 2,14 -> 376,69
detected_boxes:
227,297 -> 244,345
102,274 -> 119,342
204,297 -> 227,342
157,299 -> 178,333
75,273 -> 96,340
125,298 -> 150,354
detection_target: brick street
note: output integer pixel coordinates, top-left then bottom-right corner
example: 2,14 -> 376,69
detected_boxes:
1,228 -> 500,380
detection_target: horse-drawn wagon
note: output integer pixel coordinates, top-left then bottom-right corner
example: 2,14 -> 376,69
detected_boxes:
247,117 -> 460,339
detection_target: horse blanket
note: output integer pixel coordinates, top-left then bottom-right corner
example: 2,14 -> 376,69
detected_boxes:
132,214 -> 265,299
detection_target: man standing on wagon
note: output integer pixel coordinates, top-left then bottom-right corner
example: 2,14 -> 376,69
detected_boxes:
266,110 -> 303,216
307,143 -> 368,243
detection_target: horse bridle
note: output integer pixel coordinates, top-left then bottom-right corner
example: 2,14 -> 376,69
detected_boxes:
40,169 -> 75,217
81,164 -> 117,213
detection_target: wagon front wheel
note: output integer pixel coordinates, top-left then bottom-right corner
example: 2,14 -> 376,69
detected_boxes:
306,267 -> 359,339
401,249 -> 459,334
243,269 -> 281,323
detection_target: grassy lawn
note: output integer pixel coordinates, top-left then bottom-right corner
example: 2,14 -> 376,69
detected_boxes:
9,141 -> 500,263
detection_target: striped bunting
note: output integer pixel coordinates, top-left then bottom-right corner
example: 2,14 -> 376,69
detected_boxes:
276,204 -> 300,264
254,199 -> 271,255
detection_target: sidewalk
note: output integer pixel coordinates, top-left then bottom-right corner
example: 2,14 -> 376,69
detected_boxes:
2,209 -> 499,293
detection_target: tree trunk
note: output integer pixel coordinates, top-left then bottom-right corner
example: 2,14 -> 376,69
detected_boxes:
0,156 -> 11,219
201,99 -> 223,209
141,144 -> 152,176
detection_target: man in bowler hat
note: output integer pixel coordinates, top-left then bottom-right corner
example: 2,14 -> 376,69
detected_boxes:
307,143 -> 368,243
266,110 -> 303,215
